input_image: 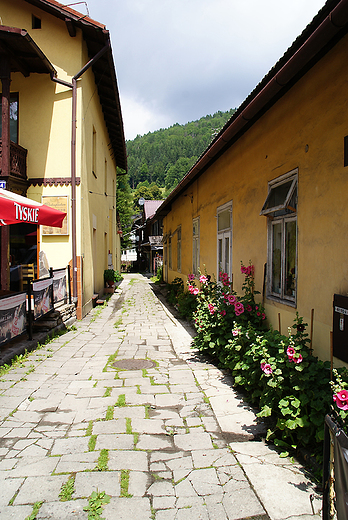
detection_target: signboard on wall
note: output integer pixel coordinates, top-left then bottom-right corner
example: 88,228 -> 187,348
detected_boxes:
41,196 -> 68,235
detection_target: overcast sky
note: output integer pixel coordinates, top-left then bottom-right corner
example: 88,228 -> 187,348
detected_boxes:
67,0 -> 325,140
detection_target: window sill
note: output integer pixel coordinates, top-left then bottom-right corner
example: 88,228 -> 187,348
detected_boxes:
266,295 -> 297,308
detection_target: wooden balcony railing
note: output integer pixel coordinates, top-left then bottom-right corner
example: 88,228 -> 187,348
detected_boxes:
0,140 -> 27,181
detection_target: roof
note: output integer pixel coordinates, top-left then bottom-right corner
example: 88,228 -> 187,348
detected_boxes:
143,200 -> 163,220
22,0 -> 127,170
0,26 -> 56,76
156,0 -> 348,217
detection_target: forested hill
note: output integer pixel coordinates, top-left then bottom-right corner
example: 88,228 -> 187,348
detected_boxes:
126,108 -> 236,193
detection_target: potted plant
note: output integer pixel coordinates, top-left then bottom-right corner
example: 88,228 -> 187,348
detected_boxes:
104,269 -> 116,288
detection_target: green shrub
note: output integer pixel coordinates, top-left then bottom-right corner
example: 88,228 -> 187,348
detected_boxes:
104,269 -> 123,284
166,277 -> 184,305
186,263 -> 338,464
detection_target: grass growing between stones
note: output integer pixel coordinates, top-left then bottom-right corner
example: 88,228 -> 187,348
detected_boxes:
25,501 -> 43,520
86,421 -> 93,436
105,406 -> 114,420
103,387 -> 112,397
90,299 -> 110,323
126,418 -> 132,434
84,490 -> 110,518
120,470 -> 132,497
115,394 -> 126,407
96,449 -> 109,471
88,435 -> 97,451
103,350 -> 119,372
59,475 -> 75,501
133,432 -> 139,448
114,318 -> 123,329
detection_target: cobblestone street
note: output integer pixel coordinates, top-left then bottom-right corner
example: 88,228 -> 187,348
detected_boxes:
0,274 -> 321,519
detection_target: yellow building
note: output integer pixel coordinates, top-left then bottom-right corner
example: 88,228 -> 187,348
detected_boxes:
157,0 -> 348,366
0,0 -> 127,318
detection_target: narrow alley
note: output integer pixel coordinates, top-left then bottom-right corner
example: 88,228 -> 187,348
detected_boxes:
0,274 -> 321,519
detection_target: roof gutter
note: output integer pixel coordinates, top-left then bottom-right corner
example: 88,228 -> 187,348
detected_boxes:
157,0 -> 348,217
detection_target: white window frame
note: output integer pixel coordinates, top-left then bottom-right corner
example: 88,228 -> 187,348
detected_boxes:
168,236 -> 172,271
192,217 -> 200,276
177,226 -> 181,273
264,170 -> 298,306
217,201 -> 232,281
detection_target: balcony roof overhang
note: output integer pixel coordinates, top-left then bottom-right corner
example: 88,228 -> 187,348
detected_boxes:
0,26 -> 56,76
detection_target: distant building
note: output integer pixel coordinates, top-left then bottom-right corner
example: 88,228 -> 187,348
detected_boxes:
135,200 -> 163,274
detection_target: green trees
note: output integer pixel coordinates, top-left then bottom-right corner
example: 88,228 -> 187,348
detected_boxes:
116,170 -> 133,249
126,108 -> 236,191
132,183 -> 163,212
165,156 -> 197,193
117,109 -> 236,247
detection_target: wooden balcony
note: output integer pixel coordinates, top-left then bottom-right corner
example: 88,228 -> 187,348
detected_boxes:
0,140 -> 27,181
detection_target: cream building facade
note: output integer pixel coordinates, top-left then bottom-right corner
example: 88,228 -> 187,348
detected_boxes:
0,0 -> 126,318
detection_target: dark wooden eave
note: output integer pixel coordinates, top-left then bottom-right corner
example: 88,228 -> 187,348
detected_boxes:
0,25 -> 56,76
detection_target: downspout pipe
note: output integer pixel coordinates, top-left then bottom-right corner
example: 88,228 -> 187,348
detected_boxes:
51,42 -> 110,303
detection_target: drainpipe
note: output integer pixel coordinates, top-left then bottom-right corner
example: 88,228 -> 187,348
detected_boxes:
51,42 -> 110,303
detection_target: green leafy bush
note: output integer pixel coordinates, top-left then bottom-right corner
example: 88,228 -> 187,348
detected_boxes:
104,269 -> 123,284
183,263 -> 339,463
166,277 -> 184,306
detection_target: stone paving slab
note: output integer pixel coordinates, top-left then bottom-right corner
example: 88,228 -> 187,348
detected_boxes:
36,499 -> 88,519
1,504 -> 33,520
0,274 -> 322,519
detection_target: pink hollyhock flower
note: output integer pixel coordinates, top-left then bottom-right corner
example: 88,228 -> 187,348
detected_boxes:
257,312 -> 261,317
188,274 -> 195,281
208,303 -> 215,315
220,310 -> 226,316
334,390 -> 348,410
232,329 -> 239,337
255,306 -> 258,310
293,354 -> 303,364
234,302 -> 244,316
261,363 -> 273,375
262,313 -> 266,320
227,294 -> 236,305
188,285 -> 194,294
246,305 -> 252,312
241,266 -> 247,274
192,287 -> 199,295
199,275 -> 208,284
287,346 -> 295,358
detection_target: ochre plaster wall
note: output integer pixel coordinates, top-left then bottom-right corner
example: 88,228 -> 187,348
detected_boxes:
164,33 -> 348,364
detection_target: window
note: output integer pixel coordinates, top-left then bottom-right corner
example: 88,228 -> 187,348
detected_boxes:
177,226 -> 181,272
217,201 -> 232,280
192,217 -> 200,276
92,127 -> 97,178
168,236 -> 172,270
261,169 -> 297,304
0,93 -> 18,143
32,15 -> 41,29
